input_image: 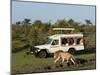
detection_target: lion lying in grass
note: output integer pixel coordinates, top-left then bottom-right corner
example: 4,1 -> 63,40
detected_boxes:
54,50 -> 77,65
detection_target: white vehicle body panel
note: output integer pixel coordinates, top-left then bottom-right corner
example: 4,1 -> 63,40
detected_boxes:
35,33 -> 84,53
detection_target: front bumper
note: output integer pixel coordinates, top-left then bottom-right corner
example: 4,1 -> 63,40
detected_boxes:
30,46 -> 40,55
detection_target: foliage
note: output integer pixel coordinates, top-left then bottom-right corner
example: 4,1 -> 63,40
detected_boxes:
12,19 -> 96,52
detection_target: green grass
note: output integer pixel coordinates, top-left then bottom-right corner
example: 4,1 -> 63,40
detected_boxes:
11,50 -> 96,74
75,53 -> 96,59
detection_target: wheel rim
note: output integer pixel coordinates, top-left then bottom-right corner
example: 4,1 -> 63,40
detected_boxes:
68,49 -> 75,54
39,51 -> 47,58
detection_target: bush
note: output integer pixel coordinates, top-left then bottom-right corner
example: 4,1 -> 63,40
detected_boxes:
12,40 -> 29,53
84,33 -> 96,49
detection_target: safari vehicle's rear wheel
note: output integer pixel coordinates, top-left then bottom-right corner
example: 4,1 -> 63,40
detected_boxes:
38,50 -> 47,58
68,48 -> 76,54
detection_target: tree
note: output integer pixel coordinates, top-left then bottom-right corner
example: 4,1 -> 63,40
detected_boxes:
68,19 -> 74,25
23,19 -> 31,25
22,19 -> 31,38
34,20 -> 42,25
85,19 -> 92,25
16,21 -> 21,25
54,19 -> 70,28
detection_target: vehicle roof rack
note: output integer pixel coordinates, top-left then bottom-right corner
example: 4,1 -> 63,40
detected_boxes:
53,28 -> 75,31
53,28 -> 75,34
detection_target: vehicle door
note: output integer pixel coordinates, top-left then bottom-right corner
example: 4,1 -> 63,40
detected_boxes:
50,39 -> 60,53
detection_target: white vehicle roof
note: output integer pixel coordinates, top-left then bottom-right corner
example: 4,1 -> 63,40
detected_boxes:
49,33 -> 83,39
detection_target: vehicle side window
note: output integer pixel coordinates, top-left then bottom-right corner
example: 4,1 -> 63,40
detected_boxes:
61,38 -> 68,46
77,38 -> 83,45
68,38 -> 74,45
51,40 -> 59,45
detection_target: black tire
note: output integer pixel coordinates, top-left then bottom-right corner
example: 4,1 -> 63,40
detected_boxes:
68,48 -> 76,54
38,50 -> 47,58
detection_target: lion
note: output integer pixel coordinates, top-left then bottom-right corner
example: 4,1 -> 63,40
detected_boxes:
54,50 -> 77,65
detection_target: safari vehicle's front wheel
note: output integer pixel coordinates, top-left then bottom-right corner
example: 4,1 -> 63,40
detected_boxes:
68,48 -> 76,54
38,50 -> 47,58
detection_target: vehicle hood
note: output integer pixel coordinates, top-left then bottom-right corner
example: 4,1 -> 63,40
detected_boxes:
35,44 -> 50,49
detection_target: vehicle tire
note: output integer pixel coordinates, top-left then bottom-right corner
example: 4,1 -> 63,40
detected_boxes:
68,48 -> 76,54
38,50 -> 47,58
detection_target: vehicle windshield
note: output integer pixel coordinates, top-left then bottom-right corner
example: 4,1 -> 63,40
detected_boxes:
46,38 -> 52,44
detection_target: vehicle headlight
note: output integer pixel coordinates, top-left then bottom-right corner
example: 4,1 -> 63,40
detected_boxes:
34,48 -> 40,52
34,50 -> 38,53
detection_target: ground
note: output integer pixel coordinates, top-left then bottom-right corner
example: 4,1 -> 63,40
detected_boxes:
11,49 -> 96,74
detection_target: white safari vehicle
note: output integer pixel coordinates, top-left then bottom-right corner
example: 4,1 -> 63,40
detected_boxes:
30,28 -> 84,58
